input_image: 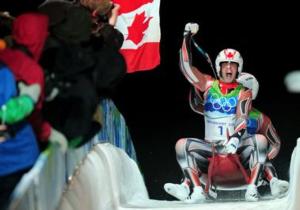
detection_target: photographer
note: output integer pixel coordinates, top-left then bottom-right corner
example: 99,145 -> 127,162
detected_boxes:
77,0 -> 126,95
79,0 -> 123,49
38,0 -> 126,148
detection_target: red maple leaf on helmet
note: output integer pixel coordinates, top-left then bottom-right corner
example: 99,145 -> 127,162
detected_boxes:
224,49 -> 236,59
127,11 -> 152,45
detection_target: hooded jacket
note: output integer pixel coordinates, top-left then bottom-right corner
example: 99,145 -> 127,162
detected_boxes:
0,13 -> 51,141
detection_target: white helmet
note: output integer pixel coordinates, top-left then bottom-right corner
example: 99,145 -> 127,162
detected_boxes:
215,48 -> 243,77
236,72 -> 259,100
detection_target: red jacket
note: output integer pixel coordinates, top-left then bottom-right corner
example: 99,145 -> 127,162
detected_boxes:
0,13 -> 51,141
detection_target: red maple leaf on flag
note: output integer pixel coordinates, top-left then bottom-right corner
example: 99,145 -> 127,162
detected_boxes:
127,11 -> 153,45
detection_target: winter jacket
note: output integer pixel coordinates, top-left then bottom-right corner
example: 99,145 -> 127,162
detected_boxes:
0,13 -> 51,141
0,63 -> 39,176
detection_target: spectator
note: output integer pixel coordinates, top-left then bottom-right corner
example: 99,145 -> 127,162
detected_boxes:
0,62 -> 39,210
38,0 -> 126,147
39,0 -> 126,97
39,5 -> 102,148
0,12 -> 67,151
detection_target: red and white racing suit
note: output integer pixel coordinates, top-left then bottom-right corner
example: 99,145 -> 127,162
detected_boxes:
175,33 -> 269,190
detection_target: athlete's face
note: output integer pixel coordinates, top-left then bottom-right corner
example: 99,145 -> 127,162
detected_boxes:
219,62 -> 238,83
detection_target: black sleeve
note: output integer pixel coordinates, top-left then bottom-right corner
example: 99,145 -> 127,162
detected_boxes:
97,23 -> 124,50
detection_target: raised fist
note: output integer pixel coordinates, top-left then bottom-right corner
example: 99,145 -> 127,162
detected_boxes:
184,22 -> 199,36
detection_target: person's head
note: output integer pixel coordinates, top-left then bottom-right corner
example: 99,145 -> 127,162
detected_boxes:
236,72 -> 259,99
51,6 -> 92,44
80,0 -> 113,16
215,48 -> 243,83
12,12 -> 49,61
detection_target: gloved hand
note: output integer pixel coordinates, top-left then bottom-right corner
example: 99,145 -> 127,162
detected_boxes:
184,22 -> 199,36
49,127 -> 68,153
223,137 -> 239,154
18,82 -> 41,103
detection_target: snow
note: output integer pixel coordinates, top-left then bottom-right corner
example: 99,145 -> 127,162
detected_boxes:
58,141 -> 300,210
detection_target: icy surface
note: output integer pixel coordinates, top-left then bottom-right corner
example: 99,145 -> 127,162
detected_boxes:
124,196 -> 288,210
59,142 -> 299,210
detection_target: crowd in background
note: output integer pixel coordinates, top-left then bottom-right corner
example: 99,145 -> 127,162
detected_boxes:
0,0 -> 126,209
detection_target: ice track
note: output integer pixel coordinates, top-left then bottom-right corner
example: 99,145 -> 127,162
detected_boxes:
57,139 -> 300,210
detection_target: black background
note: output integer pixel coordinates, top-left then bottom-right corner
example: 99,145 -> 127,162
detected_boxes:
1,0 -> 300,200
113,1 -> 300,200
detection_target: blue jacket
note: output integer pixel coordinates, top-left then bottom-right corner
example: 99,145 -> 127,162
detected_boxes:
0,64 -> 39,176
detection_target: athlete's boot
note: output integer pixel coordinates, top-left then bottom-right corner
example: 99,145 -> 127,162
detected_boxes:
245,184 -> 259,201
164,182 -> 190,201
184,186 -> 206,203
270,177 -> 289,198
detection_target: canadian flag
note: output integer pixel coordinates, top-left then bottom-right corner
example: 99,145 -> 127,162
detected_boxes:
113,0 -> 161,73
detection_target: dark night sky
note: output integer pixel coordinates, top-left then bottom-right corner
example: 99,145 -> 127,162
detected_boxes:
1,0 -> 300,200
113,1 -> 300,199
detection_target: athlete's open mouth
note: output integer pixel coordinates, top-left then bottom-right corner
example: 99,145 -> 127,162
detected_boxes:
226,73 -> 232,77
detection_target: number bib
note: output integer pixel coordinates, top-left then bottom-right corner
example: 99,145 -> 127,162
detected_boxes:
204,115 -> 235,143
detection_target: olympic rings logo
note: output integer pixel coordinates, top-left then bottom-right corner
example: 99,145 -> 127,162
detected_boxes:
205,93 -> 237,113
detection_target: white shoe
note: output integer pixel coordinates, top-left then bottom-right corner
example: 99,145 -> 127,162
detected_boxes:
245,184 -> 259,201
184,186 -> 206,203
164,182 -> 190,201
270,177 -> 289,198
